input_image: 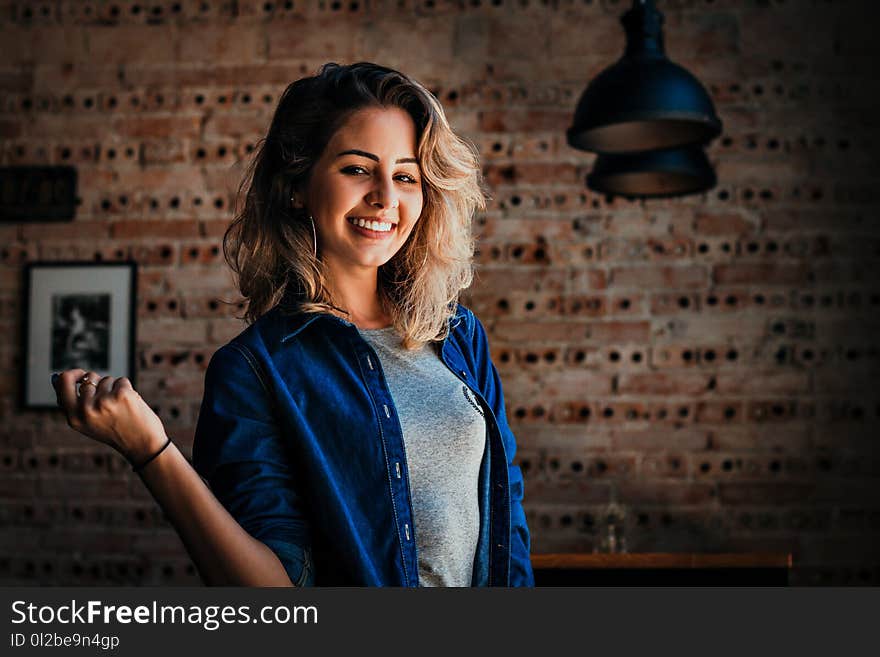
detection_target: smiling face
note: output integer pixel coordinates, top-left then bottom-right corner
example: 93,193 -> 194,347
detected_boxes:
301,105 -> 424,278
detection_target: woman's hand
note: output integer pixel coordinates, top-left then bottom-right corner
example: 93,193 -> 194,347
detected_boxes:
52,369 -> 168,464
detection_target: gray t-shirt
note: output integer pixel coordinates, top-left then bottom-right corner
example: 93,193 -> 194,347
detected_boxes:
360,326 -> 486,587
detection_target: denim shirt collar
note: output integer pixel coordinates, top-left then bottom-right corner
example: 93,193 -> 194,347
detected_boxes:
274,300 -> 467,345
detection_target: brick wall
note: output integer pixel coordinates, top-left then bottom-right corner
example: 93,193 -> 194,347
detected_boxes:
1,0 -> 878,585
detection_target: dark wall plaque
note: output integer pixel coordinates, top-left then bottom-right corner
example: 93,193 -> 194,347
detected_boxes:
0,166 -> 78,221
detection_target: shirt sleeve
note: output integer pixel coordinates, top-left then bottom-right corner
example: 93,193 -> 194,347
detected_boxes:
191,342 -> 314,586
468,310 -> 536,587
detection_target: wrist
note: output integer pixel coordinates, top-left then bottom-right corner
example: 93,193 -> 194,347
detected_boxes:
130,436 -> 173,474
119,431 -> 169,467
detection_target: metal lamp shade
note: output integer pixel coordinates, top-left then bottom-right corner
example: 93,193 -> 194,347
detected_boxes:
586,146 -> 717,199
567,57 -> 722,154
567,0 -> 722,154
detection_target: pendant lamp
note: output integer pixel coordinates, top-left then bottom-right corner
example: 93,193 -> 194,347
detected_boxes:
567,0 -> 723,157
586,146 -> 717,199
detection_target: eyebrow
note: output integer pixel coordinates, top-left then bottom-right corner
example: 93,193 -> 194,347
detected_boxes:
336,149 -> 418,165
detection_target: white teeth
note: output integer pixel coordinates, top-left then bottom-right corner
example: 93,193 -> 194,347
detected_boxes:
349,217 -> 393,232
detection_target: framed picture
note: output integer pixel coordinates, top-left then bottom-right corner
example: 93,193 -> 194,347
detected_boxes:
21,261 -> 137,410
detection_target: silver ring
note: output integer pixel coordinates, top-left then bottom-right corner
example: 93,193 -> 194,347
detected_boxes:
79,376 -> 98,389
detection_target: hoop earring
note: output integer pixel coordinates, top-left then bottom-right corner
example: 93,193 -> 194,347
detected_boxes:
308,215 -> 317,259
290,195 -> 317,260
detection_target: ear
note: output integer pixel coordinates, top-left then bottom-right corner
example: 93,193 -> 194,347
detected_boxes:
290,181 -> 307,209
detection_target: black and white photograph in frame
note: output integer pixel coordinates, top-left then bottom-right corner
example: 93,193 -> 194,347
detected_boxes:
21,261 -> 137,410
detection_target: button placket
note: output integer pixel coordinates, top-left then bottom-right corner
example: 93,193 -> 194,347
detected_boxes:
356,339 -> 421,585
441,343 -> 515,585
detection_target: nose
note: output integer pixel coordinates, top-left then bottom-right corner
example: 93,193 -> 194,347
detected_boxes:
366,177 -> 400,210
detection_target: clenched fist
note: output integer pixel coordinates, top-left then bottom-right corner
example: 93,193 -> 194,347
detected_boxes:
51,369 -> 168,466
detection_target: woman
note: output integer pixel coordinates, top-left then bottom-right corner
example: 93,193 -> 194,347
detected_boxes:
52,62 -> 534,587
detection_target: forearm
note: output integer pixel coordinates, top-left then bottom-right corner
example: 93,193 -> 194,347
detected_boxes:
131,433 -> 295,587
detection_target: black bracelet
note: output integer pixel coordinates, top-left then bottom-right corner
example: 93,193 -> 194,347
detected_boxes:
131,436 -> 173,473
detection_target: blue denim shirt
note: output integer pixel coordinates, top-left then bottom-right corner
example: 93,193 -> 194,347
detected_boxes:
191,300 -> 534,587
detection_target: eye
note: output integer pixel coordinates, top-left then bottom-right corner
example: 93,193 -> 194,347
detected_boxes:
341,165 -> 369,175
395,173 -> 419,184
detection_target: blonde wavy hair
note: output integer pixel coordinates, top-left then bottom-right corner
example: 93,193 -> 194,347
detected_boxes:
223,62 -> 486,349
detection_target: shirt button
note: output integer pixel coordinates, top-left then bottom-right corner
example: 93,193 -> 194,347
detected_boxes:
460,370 -> 467,378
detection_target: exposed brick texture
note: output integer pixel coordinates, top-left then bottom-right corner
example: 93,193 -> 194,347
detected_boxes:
1,0 -> 879,586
